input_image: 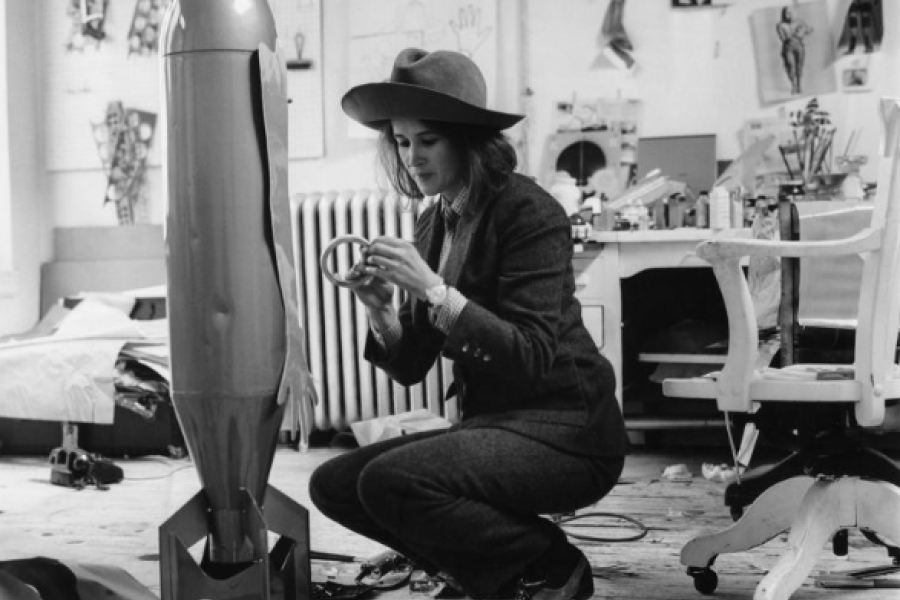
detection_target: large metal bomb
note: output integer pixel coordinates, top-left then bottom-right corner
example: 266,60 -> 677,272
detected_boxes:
158,0 -> 314,597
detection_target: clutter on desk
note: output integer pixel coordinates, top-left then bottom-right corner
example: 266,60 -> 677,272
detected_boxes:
547,96 -> 876,237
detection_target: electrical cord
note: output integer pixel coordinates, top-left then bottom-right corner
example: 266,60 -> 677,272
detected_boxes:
552,511 -> 648,543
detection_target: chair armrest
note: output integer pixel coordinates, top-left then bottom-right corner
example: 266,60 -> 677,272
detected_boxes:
703,254 -> 758,413
697,228 -> 881,262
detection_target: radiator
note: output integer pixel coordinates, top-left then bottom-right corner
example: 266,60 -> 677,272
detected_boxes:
291,189 -> 458,431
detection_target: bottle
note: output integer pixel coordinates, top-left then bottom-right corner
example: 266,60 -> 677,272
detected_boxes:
668,194 -> 685,228
730,188 -> 744,229
599,193 -> 615,231
709,186 -> 730,230
654,197 -> 668,230
695,191 -> 709,229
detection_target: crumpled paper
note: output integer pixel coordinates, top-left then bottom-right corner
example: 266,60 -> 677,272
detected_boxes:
350,409 -> 452,447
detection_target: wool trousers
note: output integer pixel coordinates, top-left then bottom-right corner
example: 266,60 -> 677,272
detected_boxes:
309,426 -> 624,598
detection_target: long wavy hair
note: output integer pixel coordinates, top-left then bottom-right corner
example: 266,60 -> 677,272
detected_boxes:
376,120 -> 518,208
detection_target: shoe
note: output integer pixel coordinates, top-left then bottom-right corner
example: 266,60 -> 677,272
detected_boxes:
410,569 -> 467,598
513,554 -> 593,600
356,551 -> 413,589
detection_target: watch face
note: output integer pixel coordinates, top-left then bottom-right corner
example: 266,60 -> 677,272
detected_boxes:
427,284 -> 447,306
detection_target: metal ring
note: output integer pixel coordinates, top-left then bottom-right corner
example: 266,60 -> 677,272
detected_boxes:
320,234 -> 372,288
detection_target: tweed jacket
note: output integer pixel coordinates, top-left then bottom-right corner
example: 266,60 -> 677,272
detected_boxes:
365,173 -> 629,457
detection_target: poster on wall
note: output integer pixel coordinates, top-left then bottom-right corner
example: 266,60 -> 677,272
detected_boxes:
837,0 -> 883,55
839,56 -> 873,93
92,100 -> 157,225
749,2 -> 837,105
43,0 -> 325,172
271,0 -> 325,159
44,0 -> 167,171
346,0 -> 498,138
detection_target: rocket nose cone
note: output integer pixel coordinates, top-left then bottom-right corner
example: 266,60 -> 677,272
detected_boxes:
162,0 -> 277,55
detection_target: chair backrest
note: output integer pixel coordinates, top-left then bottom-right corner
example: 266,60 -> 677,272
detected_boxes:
852,98 -> 900,425
697,99 -> 900,427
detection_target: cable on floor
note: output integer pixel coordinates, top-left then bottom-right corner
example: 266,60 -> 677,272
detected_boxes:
552,511 -> 649,543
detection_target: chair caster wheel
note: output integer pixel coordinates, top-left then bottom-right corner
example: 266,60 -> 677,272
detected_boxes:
688,567 -> 718,595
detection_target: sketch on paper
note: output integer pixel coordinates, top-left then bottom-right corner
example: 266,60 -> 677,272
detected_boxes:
750,2 -> 836,105
271,0 -> 325,158
65,0 -> 110,52
347,0 -> 498,137
91,101 -> 157,224
127,0 -> 170,58
837,0 -> 883,55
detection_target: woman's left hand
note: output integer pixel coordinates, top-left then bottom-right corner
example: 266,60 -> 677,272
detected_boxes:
362,236 -> 442,301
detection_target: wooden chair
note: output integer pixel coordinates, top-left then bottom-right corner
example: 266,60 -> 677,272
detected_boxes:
663,97 -> 900,600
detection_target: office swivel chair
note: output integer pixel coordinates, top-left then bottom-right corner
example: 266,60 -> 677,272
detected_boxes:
663,97 -> 900,600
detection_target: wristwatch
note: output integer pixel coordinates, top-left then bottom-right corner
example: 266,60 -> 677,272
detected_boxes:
425,281 -> 449,307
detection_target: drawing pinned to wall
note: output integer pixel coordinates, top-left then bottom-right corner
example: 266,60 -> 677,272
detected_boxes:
127,0 -> 170,57
66,0 -> 110,51
595,0 -> 635,72
837,0 -> 883,55
750,2 -> 836,105
840,58 -> 873,93
741,116 -> 795,191
92,101 -> 157,224
45,0 -> 163,171
347,0 -> 498,138
271,0 -> 325,158
44,0 -> 325,172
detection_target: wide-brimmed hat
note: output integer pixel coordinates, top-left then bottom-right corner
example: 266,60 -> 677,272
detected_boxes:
341,48 -> 524,131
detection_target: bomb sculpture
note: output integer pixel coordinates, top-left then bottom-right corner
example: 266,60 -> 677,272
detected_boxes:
158,0 -> 315,598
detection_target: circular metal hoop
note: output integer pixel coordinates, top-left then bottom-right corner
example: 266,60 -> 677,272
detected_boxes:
320,234 -> 372,288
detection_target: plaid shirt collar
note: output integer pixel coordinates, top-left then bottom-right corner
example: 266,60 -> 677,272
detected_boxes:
440,185 -> 470,220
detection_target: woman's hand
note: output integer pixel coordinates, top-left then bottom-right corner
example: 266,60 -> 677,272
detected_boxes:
349,264 -> 394,308
362,236 -> 442,301
347,263 -> 398,332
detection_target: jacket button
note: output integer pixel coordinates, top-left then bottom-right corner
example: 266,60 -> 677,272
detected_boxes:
461,343 -> 469,353
483,354 -> 492,362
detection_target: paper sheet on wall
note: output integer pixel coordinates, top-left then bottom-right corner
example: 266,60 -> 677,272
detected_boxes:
271,0 -> 325,159
42,0 -> 325,171
42,0 -> 165,171
346,0 -> 498,138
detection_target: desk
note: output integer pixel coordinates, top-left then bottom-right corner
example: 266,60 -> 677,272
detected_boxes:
572,229 -> 747,408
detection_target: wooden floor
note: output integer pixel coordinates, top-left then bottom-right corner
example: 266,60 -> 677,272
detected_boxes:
1,443 -> 898,599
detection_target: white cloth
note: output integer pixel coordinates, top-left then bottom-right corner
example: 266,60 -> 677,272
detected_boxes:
796,200 -> 874,328
0,295 -> 168,424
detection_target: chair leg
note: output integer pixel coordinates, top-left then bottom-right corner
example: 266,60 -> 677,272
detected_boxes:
682,476 -> 815,569
754,478 -> 854,600
726,451 -> 810,516
857,480 -> 900,550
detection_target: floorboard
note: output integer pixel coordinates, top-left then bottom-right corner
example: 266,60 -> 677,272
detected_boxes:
0,446 -> 897,599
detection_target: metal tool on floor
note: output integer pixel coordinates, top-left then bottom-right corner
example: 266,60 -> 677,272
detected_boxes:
816,563 -> 900,589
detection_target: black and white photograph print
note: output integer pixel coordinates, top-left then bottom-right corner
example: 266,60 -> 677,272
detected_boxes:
841,65 -> 872,93
750,1 -> 837,104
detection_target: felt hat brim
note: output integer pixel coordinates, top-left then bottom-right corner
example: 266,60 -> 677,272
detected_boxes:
342,82 -> 524,131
